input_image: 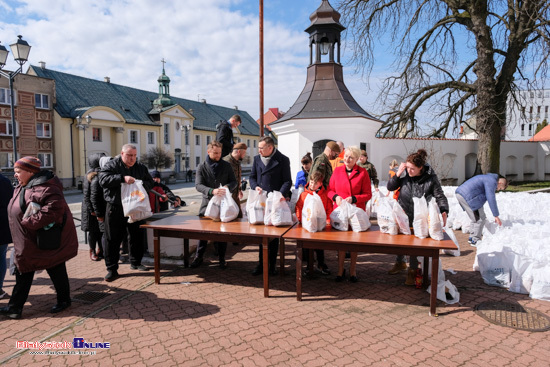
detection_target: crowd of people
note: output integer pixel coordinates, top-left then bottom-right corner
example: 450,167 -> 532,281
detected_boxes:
0,113 -> 508,319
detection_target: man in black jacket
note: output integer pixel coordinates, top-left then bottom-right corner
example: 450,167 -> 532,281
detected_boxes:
191,141 -> 237,269
216,114 -> 241,157
99,144 -> 154,282
249,136 -> 292,276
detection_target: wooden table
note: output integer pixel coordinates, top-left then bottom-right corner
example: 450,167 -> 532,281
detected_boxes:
141,216 -> 295,297
283,225 -> 458,316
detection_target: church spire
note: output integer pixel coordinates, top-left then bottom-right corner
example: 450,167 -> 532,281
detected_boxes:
153,58 -> 172,110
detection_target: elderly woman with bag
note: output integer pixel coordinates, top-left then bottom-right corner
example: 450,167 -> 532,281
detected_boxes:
327,146 -> 372,283
1,157 -> 78,319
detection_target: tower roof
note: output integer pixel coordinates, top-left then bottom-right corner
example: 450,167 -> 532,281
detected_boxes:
305,0 -> 345,33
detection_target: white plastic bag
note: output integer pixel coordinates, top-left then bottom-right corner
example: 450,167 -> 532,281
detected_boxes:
529,262 -> 550,301
509,252 -> 534,294
220,186 -> 239,222
289,186 -> 304,213
302,193 -> 327,233
392,201 -> 411,235
349,205 -> 371,232
477,252 -> 512,288
121,180 -> 153,223
428,198 -> 444,240
246,189 -> 267,224
412,196 -> 429,239
264,192 -> 275,225
268,191 -> 293,227
442,226 -> 461,256
205,194 -> 222,220
427,279 -> 460,305
368,191 -> 380,219
330,200 -> 351,231
377,196 -> 398,235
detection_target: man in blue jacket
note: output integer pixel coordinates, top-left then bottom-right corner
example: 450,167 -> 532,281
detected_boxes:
455,173 -> 508,246
249,136 -> 292,275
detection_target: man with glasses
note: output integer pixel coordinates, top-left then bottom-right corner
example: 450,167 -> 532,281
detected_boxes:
249,136 -> 292,276
455,173 -> 508,246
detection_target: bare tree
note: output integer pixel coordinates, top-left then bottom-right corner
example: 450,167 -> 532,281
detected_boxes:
140,147 -> 174,171
338,0 -> 550,173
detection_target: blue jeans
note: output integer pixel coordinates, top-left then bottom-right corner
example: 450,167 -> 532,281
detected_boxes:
0,244 -> 7,290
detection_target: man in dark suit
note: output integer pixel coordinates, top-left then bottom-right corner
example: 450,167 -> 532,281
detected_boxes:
191,141 -> 237,269
216,114 -> 242,157
249,136 -> 292,275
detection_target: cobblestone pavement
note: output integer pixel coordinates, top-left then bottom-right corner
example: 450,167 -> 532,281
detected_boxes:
1,188 -> 549,366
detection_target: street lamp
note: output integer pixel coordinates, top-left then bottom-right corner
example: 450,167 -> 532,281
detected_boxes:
0,35 -> 32,167
76,114 -> 92,173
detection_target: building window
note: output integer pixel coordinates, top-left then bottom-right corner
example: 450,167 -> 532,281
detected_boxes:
147,131 -> 155,144
184,130 -> 189,145
0,152 -> 14,168
521,124 -> 525,136
163,123 -> 169,144
528,124 -> 533,136
93,127 -> 102,142
35,94 -> 49,109
253,140 -> 256,148
545,106 -> 548,119
206,135 -> 212,145
36,122 -> 51,138
130,130 -> 138,144
0,88 -> 12,104
0,120 -> 18,136
195,135 -> 200,146
196,156 -> 200,167
247,139 -> 250,148
37,153 -> 52,168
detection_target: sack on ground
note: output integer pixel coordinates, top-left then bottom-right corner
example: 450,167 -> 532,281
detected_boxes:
302,193 -> 327,232
529,261 -> 550,301
428,198 -> 444,240
477,251 -> 512,288
509,251 -> 534,294
121,180 -> 152,223
349,205 -> 371,232
378,196 -> 398,235
412,196 -> 429,239
392,201 -> 411,235
220,186 -> 239,222
330,200 -> 352,231
246,189 -> 267,224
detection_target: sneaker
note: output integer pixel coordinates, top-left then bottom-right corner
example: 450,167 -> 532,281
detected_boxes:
0,306 -> 22,319
104,270 -> 120,282
388,261 -> 408,275
130,264 -> 149,271
119,254 -> 129,264
469,238 -> 479,247
317,263 -> 331,275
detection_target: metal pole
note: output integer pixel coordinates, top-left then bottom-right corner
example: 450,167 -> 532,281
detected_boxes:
9,73 -> 18,164
259,0 -> 264,138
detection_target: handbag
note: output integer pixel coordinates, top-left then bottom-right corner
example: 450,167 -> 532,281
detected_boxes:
36,212 -> 67,250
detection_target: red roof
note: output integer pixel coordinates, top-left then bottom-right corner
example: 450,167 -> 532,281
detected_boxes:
529,124 -> 550,141
256,108 -> 285,131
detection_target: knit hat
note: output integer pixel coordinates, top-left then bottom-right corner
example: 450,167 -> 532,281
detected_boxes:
326,141 -> 341,153
233,142 -> 248,150
14,156 -> 41,173
151,170 -> 161,178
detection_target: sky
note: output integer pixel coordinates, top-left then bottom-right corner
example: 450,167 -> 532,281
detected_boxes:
0,0 -> 385,121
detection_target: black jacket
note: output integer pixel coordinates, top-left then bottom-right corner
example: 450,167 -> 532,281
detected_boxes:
195,158 -> 237,216
215,121 -> 234,157
387,164 -> 449,226
249,149 -> 292,198
82,153 -> 104,232
99,157 -> 154,205
0,173 -> 13,245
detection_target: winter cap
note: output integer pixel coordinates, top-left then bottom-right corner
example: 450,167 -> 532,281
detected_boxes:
326,141 -> 341,153
233,142 -> 247,150
151,170 -> 161,178
14,156 -> 41,173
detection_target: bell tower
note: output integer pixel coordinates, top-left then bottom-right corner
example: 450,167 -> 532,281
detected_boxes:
306,0 -> 345,65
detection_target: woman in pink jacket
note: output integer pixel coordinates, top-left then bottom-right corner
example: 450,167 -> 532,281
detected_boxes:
328,146 -> 372,283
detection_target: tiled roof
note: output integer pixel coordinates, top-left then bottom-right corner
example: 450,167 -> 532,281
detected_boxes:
529,124 -> 550,141
29,66 -> 259,135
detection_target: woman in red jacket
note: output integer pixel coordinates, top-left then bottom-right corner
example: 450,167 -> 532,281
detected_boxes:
328,146 -> 372,283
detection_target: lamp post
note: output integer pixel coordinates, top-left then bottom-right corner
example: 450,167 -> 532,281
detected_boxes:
76,114 -> 92,173
0,35 -> 32,167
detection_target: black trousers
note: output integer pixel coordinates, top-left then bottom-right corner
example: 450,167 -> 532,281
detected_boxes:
9,262 -> 70,311
195,240 -> 227,262
258,238 -> 279,269
104,203 -> 145,271
302,249 -> 326,267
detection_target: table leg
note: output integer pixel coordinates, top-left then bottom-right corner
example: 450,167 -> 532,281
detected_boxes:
296,241 -> 302,301
263,238 -> 269,298
430,254 -> 439,316
183,238 -> 189,268
279,237 -> 285,277
154,229 -> 160,285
